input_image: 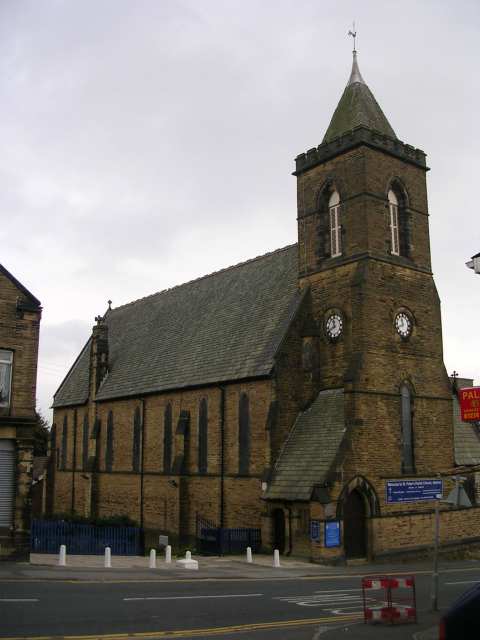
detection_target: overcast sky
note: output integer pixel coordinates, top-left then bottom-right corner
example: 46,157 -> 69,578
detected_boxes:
1,0 -> 478,420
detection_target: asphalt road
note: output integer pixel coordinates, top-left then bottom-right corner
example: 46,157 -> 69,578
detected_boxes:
0,566 -> 478,639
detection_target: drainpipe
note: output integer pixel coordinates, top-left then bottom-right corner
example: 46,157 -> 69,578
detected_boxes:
219,387 -> 225,552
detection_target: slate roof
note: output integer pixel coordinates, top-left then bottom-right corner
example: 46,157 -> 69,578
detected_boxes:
265,389 -> 345,501
53,340 -> 91,407
53,245 -> 302,407
453,377 -> 480,466
323,52 -> 396,143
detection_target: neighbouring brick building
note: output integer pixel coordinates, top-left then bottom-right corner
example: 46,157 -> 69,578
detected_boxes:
0,264 -> 41,555
51,52 -> 480,560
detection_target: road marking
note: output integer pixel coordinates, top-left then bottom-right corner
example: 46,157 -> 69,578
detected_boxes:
0,613 -> 362,639
274,589 -> 370,610
306,589 -> 361,593
445,580 -> 480,586
0,598 -> 39,602
124,593 -> 263,601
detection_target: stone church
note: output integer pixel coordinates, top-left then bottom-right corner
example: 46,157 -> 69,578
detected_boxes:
51,52 -> 480,561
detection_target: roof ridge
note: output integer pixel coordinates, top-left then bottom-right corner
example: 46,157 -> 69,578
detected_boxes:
111,243 -> 298,313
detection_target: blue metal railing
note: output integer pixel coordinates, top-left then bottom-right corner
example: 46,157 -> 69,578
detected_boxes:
30,519 -> 143,555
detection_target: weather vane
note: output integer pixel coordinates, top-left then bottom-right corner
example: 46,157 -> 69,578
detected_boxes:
348,21 -> 357,53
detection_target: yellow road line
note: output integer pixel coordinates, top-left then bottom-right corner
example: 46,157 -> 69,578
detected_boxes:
0,614 -> 361,640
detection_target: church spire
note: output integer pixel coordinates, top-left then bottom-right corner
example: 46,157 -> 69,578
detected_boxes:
347,51 -> 365,86
322,49 -> 397,144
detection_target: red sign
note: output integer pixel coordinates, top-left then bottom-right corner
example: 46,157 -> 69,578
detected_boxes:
459,387 -> 480,422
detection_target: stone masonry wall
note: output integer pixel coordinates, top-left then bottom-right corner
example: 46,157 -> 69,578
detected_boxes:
52,378 -> 273,543
0,270 -> 41,550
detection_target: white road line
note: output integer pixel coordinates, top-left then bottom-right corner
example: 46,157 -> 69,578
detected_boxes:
124,593 -> 263,601
314,589 -> 361,594
445,580 -> 480,586
0,598 -> 39,602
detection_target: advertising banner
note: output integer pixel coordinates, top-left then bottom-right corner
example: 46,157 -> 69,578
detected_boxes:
459,387 -> 480,422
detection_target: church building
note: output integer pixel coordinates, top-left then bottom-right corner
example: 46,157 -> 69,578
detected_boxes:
51,51 -> 480,561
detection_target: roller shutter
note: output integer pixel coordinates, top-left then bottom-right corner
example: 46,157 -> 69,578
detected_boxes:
0,440 -> 15,527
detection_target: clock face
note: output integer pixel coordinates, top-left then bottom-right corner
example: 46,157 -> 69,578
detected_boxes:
395,312 -> 412,338
325,313 -> 343,340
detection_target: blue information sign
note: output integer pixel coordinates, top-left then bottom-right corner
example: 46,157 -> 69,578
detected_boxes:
310,520 -> 320,541
324,521 -> 341,548
386,479 -> 443,504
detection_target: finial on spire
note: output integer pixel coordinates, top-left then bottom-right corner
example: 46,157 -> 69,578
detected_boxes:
348,21 -> 357,53
347,22 -> 365,86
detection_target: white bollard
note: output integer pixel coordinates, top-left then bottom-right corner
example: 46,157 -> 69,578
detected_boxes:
165,545 -> 172,564
273,549 -> 280,568
246,546 -> 253,563
58,544 -> 66,567
104,546 -> 111,568
176,550 -> 198,570
149,548 -> 156,569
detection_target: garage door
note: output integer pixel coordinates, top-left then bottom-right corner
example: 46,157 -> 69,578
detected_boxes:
0,440 -> 15,527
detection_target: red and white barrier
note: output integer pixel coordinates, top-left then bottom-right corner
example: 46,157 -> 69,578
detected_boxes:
362,575 -> 417,625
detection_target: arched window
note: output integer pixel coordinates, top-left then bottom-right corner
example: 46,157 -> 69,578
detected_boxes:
163,403 -> 172,473
400,384 -> 415,473
105,411 -> 114,472
132,407 -> 142,472
388,189 -> 400,256
198,398 -> 208,474
388,183 -> 411,258
238,393 -> 250,475
82,414 -> 89,471
61,415 -> 68,470
329,190 -> 342,258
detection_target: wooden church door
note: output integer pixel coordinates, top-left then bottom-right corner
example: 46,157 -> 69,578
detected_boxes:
343,489 -> 367,558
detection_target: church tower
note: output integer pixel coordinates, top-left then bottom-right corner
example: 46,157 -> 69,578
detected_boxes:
293,50 -> 454,558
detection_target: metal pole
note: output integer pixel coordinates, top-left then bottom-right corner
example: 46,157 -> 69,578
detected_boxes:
431,497 -> 440,611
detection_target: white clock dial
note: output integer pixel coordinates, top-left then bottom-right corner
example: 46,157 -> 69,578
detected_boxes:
325,313 -> 343,340
395,312 -> 412,338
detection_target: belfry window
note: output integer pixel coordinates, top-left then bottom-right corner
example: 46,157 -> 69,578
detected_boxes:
400,384 -> 415,473
388,189 -> 400,256
329,190 -> 342,257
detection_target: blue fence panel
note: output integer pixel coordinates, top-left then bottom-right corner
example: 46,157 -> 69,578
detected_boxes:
30,520 -> 143,555
196,516 -> 261,554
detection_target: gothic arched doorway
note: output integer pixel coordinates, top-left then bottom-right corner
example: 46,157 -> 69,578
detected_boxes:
272,508 -> 285,554
343,489 -> 367,558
